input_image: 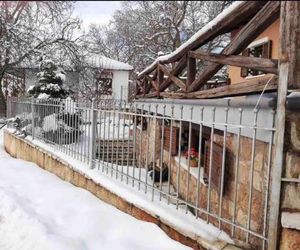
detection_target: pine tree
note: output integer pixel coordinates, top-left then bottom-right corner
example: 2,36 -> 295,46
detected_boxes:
28,57 -> 69,99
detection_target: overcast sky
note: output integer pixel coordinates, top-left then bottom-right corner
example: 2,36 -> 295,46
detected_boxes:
73,1 -> 121,29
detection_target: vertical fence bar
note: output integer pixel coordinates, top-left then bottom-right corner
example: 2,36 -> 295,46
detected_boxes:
176,106 -> 183,209
207,107 -> 216,223
246,108 -> 258,242
151,104 -> 158,201
160,105 -> 166,201
89,99 -> 97,169
186,107 -> 193,213
262,110 -> 275,250
167,105 -> 174,204
138,104 -> 144,191
31,98 -> 35,139
232,108 -> 243,237
196,107 -> 204,218
218,107 -> 229,228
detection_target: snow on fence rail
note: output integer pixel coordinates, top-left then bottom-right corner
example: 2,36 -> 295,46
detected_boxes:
6,97 -> 276,249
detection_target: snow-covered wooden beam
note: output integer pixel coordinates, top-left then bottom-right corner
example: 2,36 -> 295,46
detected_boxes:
188,1 -> 280,92
137,1 -> 267,79
189,51 -> 278,75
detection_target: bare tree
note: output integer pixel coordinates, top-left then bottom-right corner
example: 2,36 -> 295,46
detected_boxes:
84,1 -> 232,73
0,1 -> 81,109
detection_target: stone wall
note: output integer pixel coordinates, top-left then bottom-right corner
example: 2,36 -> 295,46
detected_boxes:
135,118 -> 162,168
279,111 -> 300,249
163,131 -> 270,249
134,117 -> 272,249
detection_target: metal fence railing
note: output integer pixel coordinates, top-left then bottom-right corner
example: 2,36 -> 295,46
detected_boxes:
6,97 -> 276,249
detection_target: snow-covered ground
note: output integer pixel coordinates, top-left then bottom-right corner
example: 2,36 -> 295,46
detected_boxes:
0,129 -> 190,250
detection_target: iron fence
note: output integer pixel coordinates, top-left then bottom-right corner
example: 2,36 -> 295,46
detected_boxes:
6,96 -> 277,249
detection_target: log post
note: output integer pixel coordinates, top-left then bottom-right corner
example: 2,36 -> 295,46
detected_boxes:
280,1 -> 300,88
157,65 -> 164,97
186,55 -> 196,88
268,2 -> 300,250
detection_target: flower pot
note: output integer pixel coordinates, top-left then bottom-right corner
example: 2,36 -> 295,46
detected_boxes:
190,159 -> 198,168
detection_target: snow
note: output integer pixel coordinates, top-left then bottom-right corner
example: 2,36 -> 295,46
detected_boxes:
37,93 -> 50,99
42,114 -> 58,132
55,71 -> 66,83
138,1 -> 244,77
0,129 -> 190,250
281,212 -> 300,230
88,55 -> 133,71
10,129 -> 234,245
27,85 -> 35,92
64,97 -> 76,114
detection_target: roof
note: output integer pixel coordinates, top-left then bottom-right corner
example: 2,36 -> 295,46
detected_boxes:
88,55 -> 133,71
13,55 -> 133,72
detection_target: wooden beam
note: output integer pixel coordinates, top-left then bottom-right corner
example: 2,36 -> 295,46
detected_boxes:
280,1 -> 300,88
137,1 -> 267,79
187,56 -> 196,86
188,1 -> 280,92
160,75 -> 277,99
136,92 -> 158,99
159,56 -> 187,91
189,51 -> 278,74
159,64 -> 186,91
157,65 -> 164,96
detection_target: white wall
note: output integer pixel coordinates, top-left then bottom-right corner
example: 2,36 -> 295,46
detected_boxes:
112,70 -> 130,101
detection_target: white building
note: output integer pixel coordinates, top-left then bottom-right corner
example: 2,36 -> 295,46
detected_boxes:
18,56 -> 133,101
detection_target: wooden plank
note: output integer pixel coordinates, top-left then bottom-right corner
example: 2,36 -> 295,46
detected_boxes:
189,51 -> 278,74
280,1 -> 300,88
137,1 -> 267,78
159,64 -> 186,90
188,1 -> 280,92
160,76 -> 277,99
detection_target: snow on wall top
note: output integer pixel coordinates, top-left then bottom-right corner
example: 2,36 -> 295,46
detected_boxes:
138,1 -> 244,77
88,55 -> 133,71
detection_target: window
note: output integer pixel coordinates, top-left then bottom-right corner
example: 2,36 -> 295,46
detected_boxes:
95,70 -> 113,95
241,39 -> 272,77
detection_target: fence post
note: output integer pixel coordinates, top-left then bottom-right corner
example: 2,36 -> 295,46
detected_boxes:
31,98 -> 35,140
89,99 -> 97,169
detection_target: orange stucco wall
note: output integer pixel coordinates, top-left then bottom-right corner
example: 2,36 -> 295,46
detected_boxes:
228,18 -> 280,84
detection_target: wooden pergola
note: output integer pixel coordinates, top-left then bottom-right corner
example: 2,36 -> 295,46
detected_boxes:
135,1 -> 299,100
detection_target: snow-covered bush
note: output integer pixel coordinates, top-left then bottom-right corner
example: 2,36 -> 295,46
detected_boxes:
27,57 -> 69,99
25,57 -> 82,144
42,109 -> 82,144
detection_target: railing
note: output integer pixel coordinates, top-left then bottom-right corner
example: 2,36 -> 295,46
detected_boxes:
6,97 -> 276,249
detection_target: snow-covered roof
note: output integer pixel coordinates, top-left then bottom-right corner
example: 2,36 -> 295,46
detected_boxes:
138,1 -> 244,77
88,55 -> 133,71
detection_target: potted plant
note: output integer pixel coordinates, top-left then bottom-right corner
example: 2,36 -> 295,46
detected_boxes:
184,148 -> 199,167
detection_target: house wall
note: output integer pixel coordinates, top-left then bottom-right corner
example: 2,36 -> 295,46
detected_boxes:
228,18 -> 280,84
112,70 -> 130,101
